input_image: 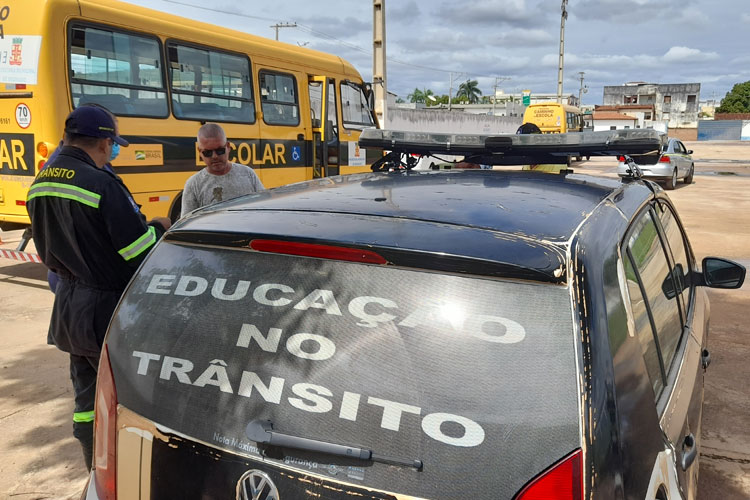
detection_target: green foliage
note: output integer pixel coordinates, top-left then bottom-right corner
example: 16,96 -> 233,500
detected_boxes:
456,79 -> 482,104
407,87 -> 435,104
716,81 -> 750,113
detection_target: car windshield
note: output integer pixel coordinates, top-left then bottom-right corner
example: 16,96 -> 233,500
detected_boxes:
108,242 -> 581,499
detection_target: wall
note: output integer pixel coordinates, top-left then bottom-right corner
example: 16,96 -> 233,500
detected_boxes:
714,113 -> 750,120
593,119 -> 636,131
386,108 -> 522,135
697,120 -> 741,140
669,128 -> 698,141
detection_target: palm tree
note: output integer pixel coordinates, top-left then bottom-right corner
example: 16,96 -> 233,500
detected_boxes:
456,79 -> 482,104
407,88 -> 436,104
407,88 -> 425,103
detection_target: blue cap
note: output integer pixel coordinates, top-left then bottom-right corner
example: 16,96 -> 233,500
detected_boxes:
64,106 -> 129,146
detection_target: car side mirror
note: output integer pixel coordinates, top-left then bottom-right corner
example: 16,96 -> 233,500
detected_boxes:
687,150 -> 693,154
700,257 -> 746,289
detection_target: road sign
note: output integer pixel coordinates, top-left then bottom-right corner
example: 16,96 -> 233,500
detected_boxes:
522,90 -> 531,106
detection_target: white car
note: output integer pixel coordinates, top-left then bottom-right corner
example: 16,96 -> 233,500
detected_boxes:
617,137 -> 694,189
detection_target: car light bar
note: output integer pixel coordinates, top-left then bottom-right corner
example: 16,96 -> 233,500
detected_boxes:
359,128 -> 666,165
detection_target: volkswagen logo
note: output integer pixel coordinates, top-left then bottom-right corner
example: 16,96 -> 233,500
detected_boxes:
236,470 -> 280,500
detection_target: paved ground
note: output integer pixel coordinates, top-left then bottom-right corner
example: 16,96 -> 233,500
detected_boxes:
0,140 -> 748,499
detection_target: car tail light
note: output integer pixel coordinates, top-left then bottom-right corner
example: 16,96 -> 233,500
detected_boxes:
513,449 -> 583,500
250,239 -> 387,264
93,344 -> 118,500
617,156 -> 625,162
659,155 -> 671,163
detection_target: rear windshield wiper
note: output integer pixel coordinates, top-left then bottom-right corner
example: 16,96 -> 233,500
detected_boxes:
246,419 -> 423,470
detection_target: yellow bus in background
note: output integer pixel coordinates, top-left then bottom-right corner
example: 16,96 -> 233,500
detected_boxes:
522,102 -> 584,134
0,0 -> 378,227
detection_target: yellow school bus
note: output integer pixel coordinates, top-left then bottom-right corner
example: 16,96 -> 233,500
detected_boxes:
522,102 -> 584,134
0,0 -> 378,226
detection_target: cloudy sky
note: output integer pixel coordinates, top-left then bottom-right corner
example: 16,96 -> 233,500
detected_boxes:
125,0 -> 749,105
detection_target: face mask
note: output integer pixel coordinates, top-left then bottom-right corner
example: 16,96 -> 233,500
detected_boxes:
109,142 -> 120,162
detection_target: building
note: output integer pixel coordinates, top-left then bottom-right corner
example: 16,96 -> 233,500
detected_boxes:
592,111 -> 637,132
603,82 -> 700,138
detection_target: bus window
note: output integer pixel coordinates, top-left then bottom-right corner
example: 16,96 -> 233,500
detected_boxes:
308,81 -> 323,128
340,81 -> 375,129
69,25 -> 168,117
327,79 -> 338,138
326,79 -> 339,175
168,43 -> 254,123
259,71 -> 299,126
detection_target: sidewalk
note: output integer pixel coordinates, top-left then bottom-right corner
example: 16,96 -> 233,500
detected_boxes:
0,230 -> 88,500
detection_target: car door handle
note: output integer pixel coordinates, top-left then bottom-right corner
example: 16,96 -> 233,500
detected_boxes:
702,349 -> 711,370
681,433 -> 697,471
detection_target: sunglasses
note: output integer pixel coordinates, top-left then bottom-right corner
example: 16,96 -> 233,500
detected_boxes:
200,146 -> 228,157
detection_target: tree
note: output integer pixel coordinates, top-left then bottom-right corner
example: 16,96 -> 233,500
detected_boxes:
456,79 -> 482,104
407,87 -> 435,104
407,87 -> 424,103
716,81 -> 750,113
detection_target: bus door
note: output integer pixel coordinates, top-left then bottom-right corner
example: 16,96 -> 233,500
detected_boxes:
309,76 -> 339,177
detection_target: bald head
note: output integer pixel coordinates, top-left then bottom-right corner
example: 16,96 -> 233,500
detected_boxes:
197,123 -> 227,143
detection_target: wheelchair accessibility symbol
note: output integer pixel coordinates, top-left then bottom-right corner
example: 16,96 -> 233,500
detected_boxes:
292,146 -> 301,161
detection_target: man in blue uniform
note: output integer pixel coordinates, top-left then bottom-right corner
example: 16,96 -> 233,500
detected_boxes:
26,106 -> 170,469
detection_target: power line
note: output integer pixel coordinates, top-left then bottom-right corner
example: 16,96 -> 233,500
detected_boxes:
161,1 -> 509,83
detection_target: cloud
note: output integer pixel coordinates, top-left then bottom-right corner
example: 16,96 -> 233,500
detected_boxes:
389,1 -> 421,21
296,16 -> 370,38
663,46 -> 719,62
434,0 -> 546,27
574,0 -> 686,23
742,13 -> 750,23
491,28 -> 556,48
677,7 -> 710,25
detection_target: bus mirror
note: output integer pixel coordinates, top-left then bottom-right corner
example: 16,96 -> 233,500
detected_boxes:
312,118 -> 321,129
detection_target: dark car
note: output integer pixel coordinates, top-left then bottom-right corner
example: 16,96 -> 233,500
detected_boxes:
83,130 -> 744,500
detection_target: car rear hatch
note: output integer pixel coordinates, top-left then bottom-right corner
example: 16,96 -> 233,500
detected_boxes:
102,224 -> 582,499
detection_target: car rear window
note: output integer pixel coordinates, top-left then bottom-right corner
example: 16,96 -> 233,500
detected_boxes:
108,242 -> 581,499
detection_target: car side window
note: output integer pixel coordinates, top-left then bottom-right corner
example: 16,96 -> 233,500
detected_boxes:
623,209 -> 684,399
654,201 -> 692,321
622,255 -> 665,397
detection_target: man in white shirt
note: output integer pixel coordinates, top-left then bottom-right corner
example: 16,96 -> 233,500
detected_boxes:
181,123 -> 264,215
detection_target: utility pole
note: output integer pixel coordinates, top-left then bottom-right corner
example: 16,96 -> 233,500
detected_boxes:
557,0 -> 568,103
577,71 -> 587,107
372,0 -> 387,126
270,22 -> 297,41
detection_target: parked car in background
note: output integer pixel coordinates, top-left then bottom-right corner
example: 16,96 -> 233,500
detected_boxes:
617,137 -> 695,189
83,129 -> 744,500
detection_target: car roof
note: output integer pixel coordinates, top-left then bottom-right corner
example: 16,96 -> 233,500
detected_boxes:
172,170 -> 650,283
